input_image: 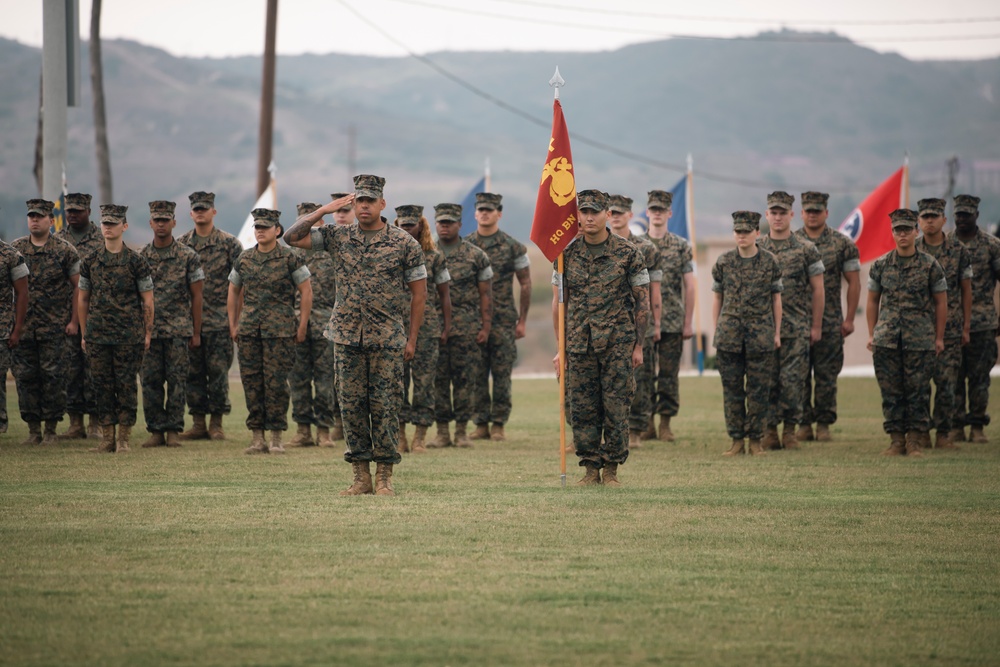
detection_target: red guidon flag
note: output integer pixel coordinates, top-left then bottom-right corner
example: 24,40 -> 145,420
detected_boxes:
530,100 -> 579,262
838,167 -> 906,263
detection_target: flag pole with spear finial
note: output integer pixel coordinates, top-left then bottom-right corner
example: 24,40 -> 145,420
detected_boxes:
550,66 -> 568,487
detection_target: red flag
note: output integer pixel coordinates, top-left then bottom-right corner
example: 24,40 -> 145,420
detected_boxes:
530,100 -> 579,262
837,167 -> 905,263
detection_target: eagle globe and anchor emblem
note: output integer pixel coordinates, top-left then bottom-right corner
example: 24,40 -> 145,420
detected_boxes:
840,208 -> 863,242
540,155 -> 576,207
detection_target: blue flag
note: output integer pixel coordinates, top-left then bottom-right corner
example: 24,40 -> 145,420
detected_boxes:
668,175 -> 689,240
460,176 -> 486,230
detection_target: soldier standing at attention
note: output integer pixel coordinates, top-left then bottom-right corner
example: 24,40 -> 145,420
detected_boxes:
793,191 -> 860,443
78,204 -> 154,453
228,208 -> 312,455
466,192 -> 530,442
607,194 -> 662,449
431,202 -> 492,449
914,198 -> 971,450
0,223 -> 29,436
713,211 -> 783,457
285,202 -> 337,449
867,209 -> 947,457
396,205 -> 452,454
285,177 -> 426,497
139,201 -> 204,448
12,199 -> 79,444
758,191 -> 824,450
178,192 -> 243,442
646,190 -> 695,443
554,190 -> 649,486
952,194 -> 1000,444
325,191 -> 356,442
57,193 -> 103,439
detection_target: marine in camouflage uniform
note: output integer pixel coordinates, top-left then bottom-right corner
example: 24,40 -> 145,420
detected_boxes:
867,208 -> 947,456
914,198 -> 971,449
79,204 -> 155,453
178,191 -> 244,441
758,191 -> 825,450
556,190 -> 650,487
793,191 -> 861,442
12,199 -> 79,444
646,190 -> 695,442
286,202 -> 338,449
713,211 -> 783,456
433,202 -> 493,449
56,192 -> 104,438
952,194 -> 1000,443
285,176 -> 426,497
139,201 -> 205,447
466,192 -> 530,442
0,233 -> 30,436
228,208 -> 312,454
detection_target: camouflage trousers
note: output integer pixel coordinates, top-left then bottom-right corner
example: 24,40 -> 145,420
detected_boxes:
767,337 -> 809,427
802,331 -> 844,426
930,339 -> 963,433
717,347 -> 774,440
88,343 -> 144,427
13,333 -> 68,423
567,341 -> 634,468
290,336 -> 336,428
957,331 -> 998,428
186,330 -> 234,417
653,332 -> 684,417
402,330 -> 439,426
64,333 -> 96,415
434,335 -> 481,424
472,326 -> 517,426
629,336 -> 656,431
237,335 -> 294,432
873,346 -> 934,434
336,343 -> 403,465
142,338 -> 189,433
0,346 -> 10,430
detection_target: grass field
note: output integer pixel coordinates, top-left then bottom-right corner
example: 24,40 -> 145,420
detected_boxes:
2,376 -> 999,666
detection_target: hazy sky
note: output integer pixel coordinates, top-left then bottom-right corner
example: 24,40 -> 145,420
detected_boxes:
2,0 -> 999,61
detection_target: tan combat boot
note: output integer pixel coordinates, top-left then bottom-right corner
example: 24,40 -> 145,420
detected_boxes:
454,422 -> 472,448
470,423 -> 490,440
882,432 -> 905,456
269,431 -> 285,454
950,427 -> 966,442
723,438 -> 745,456
141,431 -> 165,448
42,420 -> 59,445
639,417 -> 656,440
21,422 -> 42,446
934,430 -> 958,450
576,462 -> 602,486
796,423 -> 815,442
375,462 -> 395,496
747,439 -> 767,456
430,422 -> 451,448
602,462 -> 621,487
490,423 -> 506,442
208,414 -> 226,441
398,421 -> 409,454
286,423 -> 314,447
815,424 -> 832,442
86,415 -> 101,439
165,432 -> 182,447
411,425 -> 428,453
59,413 -> 86,440
180,415 -> 209,440
340,461 -> 374,496
969,426 -> 989,444
244,429 -> 268,455
316,426 -> 333,447
330,416 -> 345,441
115,425 -> 132,453
629,429 -> 642,450
761,426 -> 780,450
782,423 -> 800,450
89,425 -> 116,453
904,432 -> 925,458
657,416 -> 675,442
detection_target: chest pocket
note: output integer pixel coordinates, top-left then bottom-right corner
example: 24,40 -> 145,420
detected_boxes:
881,265 -> 926,311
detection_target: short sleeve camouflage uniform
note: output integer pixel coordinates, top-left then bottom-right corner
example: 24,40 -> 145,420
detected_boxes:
402,248 -> 450,427
56,221 -> 103,417
0,242 -> 30,430
955,228 -> 1000,429
624,233 -> 662,432
650,232 -> 694,419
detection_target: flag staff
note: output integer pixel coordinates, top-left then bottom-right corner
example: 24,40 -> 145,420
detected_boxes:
550,66 -> 568,487
686,154 -> 705,374
485,157 -> 492,192
903,153 -> 910,209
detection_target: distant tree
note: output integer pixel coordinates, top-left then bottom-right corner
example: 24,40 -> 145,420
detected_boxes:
91,0 -> 112,203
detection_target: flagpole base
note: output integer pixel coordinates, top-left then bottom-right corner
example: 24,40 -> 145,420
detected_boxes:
560,474 -> 566,488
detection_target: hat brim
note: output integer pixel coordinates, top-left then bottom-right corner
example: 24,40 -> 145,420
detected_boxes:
608,206 -> 629,214
355,189 -> 382,200
191,203 -> 213,210
733,223 -> 758,232
954,206 -> 978,214
767,203 -> 792,211
65,205 -> 87,212
803,205 -> 826,212
891,222 -> 917,229
27,208 -> 51,216
918,209 -> 944,218
435,216 -> 460,223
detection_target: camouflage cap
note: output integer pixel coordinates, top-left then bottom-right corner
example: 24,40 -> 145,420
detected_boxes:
251,208 -> 281,226
800,191 -> 829,211
189,191 -> 215,210
766,191 -> 795,211
917,198 -> 946,217
434,203 -> 462,223
100,204 -> 128,225
647,190 -> 673,209
732,210 -> 762,232
297,202 -> 321,216
475,192 -> 502,210
330,192 -> 352,201
26,198 -> 55,216
577,189 -> 609,212
608,194 -> 634,214
889,208 -> 918,229
353,174 -> 386,199
65,192 -> 92,211
149,200 -> 176,220
953,194 -> 981,214
395,204 -> 424,224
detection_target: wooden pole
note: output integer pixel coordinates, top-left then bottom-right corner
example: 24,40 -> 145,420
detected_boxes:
558,252 -> 567,482
256,0 -> 278,197
686,155 -> 705,374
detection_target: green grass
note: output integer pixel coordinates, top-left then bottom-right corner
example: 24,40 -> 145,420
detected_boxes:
2,377 -> 999,666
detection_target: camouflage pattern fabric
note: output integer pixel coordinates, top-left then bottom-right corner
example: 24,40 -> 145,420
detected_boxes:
89,343 -> 145,426
55,222 -> 103,262
567,341 -> 633,467
290,336 -> 336,427
12,335 -> 67,422
793,226 -> 860,334
873,347 -> 935,433
628,233 -> 663,339
767,336 -> 809,427
711,249 -> 783,354
78,247 -> 153,345
402,324 -> 439,426
629,335 -> 656,431
0,346 -> 9,429
649,232 -> 694,335
932,342 -> 963,433
0,241 -> 28,341
229,244 -> 310,338
654,332 -> 683,417
57,222 -> 103,416
465,229 -> 527,329
142,338 -> 189,433
757,235 -> 825,340
139,240 -> 204,338
867,251 -> 947,351
956,228 -> 1000,333
186,332 -> 234,417
717,349 -> 774,439
434,335 -> 481,423
237,335 -> 295,431
958,331 -> 998,428
336,343 -> 403,465
438,239 -> 491,338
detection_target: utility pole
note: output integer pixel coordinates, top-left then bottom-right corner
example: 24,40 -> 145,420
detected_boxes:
347,123 -> 357,183
256,0 -> 278,197
42,0 -> 69,201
